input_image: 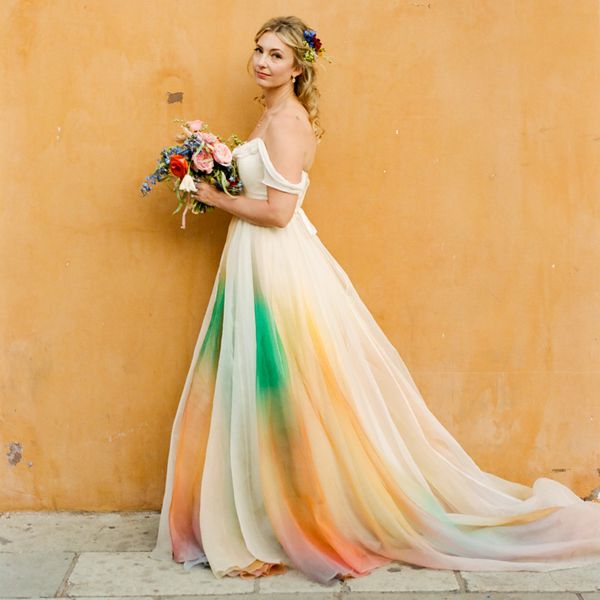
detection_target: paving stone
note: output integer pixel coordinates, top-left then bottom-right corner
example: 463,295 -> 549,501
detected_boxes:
256,567 -> 341,593
582,594 -> 600,600
200,592 -> 336,600
184,595 -> 337,600
344,563 -> 459,593
0,511 -> 158,552
544,563 -> 600,592
142,596 -> 334,600
340,594 -> 579,599
462,561 -> 600,592
65,551 -> 254,596
0,551 -> 75,598
340,594 -> 579,600
463,569 -> 561,592
251,595 -> 336,600
0,592 -> 328,600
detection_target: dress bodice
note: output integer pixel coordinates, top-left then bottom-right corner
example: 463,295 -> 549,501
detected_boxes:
231,137 -> 317,235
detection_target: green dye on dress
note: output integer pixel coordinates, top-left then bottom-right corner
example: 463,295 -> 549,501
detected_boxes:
255,292 -> 290,400
254,290 -> 295,472
198,272 -> 226,368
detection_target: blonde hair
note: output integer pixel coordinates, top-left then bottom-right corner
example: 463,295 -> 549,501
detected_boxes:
246,16 -> 326,142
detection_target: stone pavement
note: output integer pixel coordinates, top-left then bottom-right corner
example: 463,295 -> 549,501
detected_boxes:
1,512 -> 599,600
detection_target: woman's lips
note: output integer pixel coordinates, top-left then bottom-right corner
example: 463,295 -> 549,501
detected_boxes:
256,72 -> 270,78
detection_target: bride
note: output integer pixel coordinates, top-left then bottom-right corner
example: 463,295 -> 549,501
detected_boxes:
149,15 -> 600,584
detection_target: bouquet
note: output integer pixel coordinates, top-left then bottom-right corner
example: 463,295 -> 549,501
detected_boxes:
140,118 -> 244,228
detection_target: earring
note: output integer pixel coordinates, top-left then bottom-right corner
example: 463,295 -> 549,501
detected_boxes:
292,75 -> 296,83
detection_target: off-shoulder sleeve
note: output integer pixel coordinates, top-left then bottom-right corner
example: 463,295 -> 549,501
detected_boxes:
256,138 -> 306,195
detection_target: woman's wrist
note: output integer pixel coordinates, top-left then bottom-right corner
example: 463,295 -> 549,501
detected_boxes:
215,190 -> 229,210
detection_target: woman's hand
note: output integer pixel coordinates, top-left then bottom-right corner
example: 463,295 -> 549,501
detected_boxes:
191,181 -> 223,208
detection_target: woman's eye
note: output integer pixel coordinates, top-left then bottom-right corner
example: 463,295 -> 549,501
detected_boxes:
254,48 -> 282,59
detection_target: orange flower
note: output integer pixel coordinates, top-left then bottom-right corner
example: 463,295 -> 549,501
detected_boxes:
169,155 -> 188,179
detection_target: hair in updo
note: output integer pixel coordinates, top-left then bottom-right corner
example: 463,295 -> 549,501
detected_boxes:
247,15 -> 326,142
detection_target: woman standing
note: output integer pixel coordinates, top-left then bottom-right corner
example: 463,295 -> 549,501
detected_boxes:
150,15 -> 600,584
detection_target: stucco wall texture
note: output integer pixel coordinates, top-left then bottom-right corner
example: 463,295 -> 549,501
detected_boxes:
1,0 -> 599,511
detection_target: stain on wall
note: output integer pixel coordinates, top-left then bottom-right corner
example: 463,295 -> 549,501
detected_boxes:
6,443 -> 23,466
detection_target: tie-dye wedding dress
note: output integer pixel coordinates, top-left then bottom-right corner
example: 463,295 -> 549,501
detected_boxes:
149,135 -> 600,583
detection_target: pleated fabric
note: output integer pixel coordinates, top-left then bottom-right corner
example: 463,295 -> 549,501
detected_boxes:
149,136 -> 600,583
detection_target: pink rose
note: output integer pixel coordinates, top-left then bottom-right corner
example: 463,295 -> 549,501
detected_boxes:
192,149 -> 214,173
200,132 -> 219,145
186,119 -> 204,133
212,142 -> 232,167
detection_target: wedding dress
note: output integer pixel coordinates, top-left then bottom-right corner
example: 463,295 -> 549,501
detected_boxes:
149,135 -> 600,583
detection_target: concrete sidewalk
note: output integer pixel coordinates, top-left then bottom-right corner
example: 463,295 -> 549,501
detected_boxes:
1,512 -> 599,599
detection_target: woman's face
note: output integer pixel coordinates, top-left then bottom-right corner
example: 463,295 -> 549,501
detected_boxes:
252,31 -> 300,88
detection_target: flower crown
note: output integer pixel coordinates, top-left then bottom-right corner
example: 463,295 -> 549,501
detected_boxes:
302,28 -> 333,63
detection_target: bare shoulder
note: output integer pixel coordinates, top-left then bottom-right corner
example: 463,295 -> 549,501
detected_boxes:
262,113 -> 307,183
265,106 -> 317,172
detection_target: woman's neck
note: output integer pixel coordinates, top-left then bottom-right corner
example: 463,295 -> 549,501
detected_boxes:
263,87 -> 296,111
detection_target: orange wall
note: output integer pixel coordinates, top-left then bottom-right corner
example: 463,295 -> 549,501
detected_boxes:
2,0 -> 599,510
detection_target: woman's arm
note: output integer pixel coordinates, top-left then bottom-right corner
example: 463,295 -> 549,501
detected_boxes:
201,188 -> 290,228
